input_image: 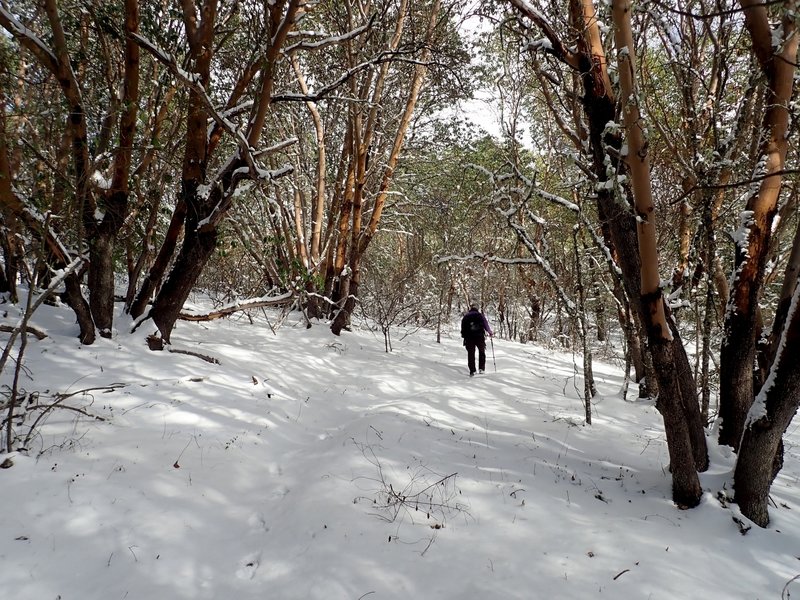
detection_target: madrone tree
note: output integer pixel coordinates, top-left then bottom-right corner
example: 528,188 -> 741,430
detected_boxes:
506,0 -> 708,506
507,0 -> 800,525
725,0 -> 800,527
0,0 -> 142,343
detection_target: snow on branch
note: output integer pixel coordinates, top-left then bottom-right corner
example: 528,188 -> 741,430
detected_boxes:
0,6 -> 58,71
505,216 -> 577,315
20,204 -> 75,266
2,181 -> 77,268
438,249 -> 577,316
132,33 -> 268,177
465,163 -> 582,315
271,49 -> 422,103
254,137 -> 299,159
178,292 -> 294,322
132,33 -> 237,130
533,188 -> 580,212
206,101 -> 254,140
133,32 -> 297,194
436,252 -> 544,267
284,14 -> 375,53
475,162 -> 581,213
0,255 -> 85,377
747,280 -> 800,428
578,210 -> 622,277
506,0 -> 581,69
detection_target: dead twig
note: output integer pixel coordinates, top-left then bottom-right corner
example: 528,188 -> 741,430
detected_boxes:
352,438 -> 468,528
0,324 -> 47,340
20,384 -> 125,450
146,335 -> 220,364
782,574 -> 800,599
613,569 -> 630,581
167,347 -> 220,365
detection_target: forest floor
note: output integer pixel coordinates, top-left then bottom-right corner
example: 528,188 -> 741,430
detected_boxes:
1,295 -> 799,599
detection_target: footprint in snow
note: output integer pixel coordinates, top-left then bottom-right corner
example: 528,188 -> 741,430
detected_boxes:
270,485 -> 290,500
247,511 -> 270,533
236,551 -> 261,580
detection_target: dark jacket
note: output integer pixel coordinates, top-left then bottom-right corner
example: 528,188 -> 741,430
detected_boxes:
461,308 -> 493,341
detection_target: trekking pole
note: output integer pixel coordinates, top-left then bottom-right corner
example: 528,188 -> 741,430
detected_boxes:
490,336 -> 497,372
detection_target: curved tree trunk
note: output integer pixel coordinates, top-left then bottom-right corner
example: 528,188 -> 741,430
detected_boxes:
145,1 -> 301,342
733,1 -> 800,521
719,0 -> 798,451
151,229 -> 219,341
507,2 -> 708,489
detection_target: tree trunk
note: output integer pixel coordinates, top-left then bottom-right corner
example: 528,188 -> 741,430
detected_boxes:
0,49 -> 92,340
719,0 -> 798,450
612,0 -> 704,502
149,226 -> 216,339
329,0 -> 440,334
574,224 -> 595,424
130,200 -> 187,319
0,85 -> 20,302
150,182 -> 217,343
508,5 -> 708,484
760,215 -> 800,377
124,188 -> 162,309
331,269 -> 358,336
146,1 -> 301,341
734,282 -> 800,526
63,272 -> 96,345
667,311 -> 709,470
87,0 -> 139,336
88,229 -> 118,337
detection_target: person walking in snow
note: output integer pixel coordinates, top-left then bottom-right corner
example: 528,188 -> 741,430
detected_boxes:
460,303 -> 493,377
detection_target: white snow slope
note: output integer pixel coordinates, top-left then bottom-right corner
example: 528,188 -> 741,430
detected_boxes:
1,299 -> 799,600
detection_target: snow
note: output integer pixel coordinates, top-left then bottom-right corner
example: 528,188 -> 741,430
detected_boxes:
2,298 -> 800,599
90,170 -> 112,191
529,37 -> 553,52
732,210 -> 755,252
748,282 -> 800,429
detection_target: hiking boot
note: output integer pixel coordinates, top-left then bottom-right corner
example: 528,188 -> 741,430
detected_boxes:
469,372 -> 475,377
479,369 -> 484,374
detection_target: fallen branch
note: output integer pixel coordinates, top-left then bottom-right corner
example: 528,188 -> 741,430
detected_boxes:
167,347 -> 220,364
0,324 -> 47,340
145,335 -> 220,364
178,292 -> 294,321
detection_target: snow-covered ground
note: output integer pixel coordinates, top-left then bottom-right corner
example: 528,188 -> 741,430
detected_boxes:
2,297 -> 799,599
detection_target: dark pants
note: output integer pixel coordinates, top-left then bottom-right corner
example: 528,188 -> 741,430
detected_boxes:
465,338 -> 486,374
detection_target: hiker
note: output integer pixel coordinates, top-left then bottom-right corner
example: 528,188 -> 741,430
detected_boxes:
460,303 -> 493,376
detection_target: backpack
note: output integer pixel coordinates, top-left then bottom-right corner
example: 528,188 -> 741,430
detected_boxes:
462,312 -> 484,339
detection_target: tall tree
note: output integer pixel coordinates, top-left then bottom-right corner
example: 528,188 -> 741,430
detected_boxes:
0,1 -> 146,343
138,0 -> 303,343
728,0 -> 800,526
611,0 -> 702,505
329,0 -> 444,335
718,0 -> 799,451
506,0 -> 709,506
